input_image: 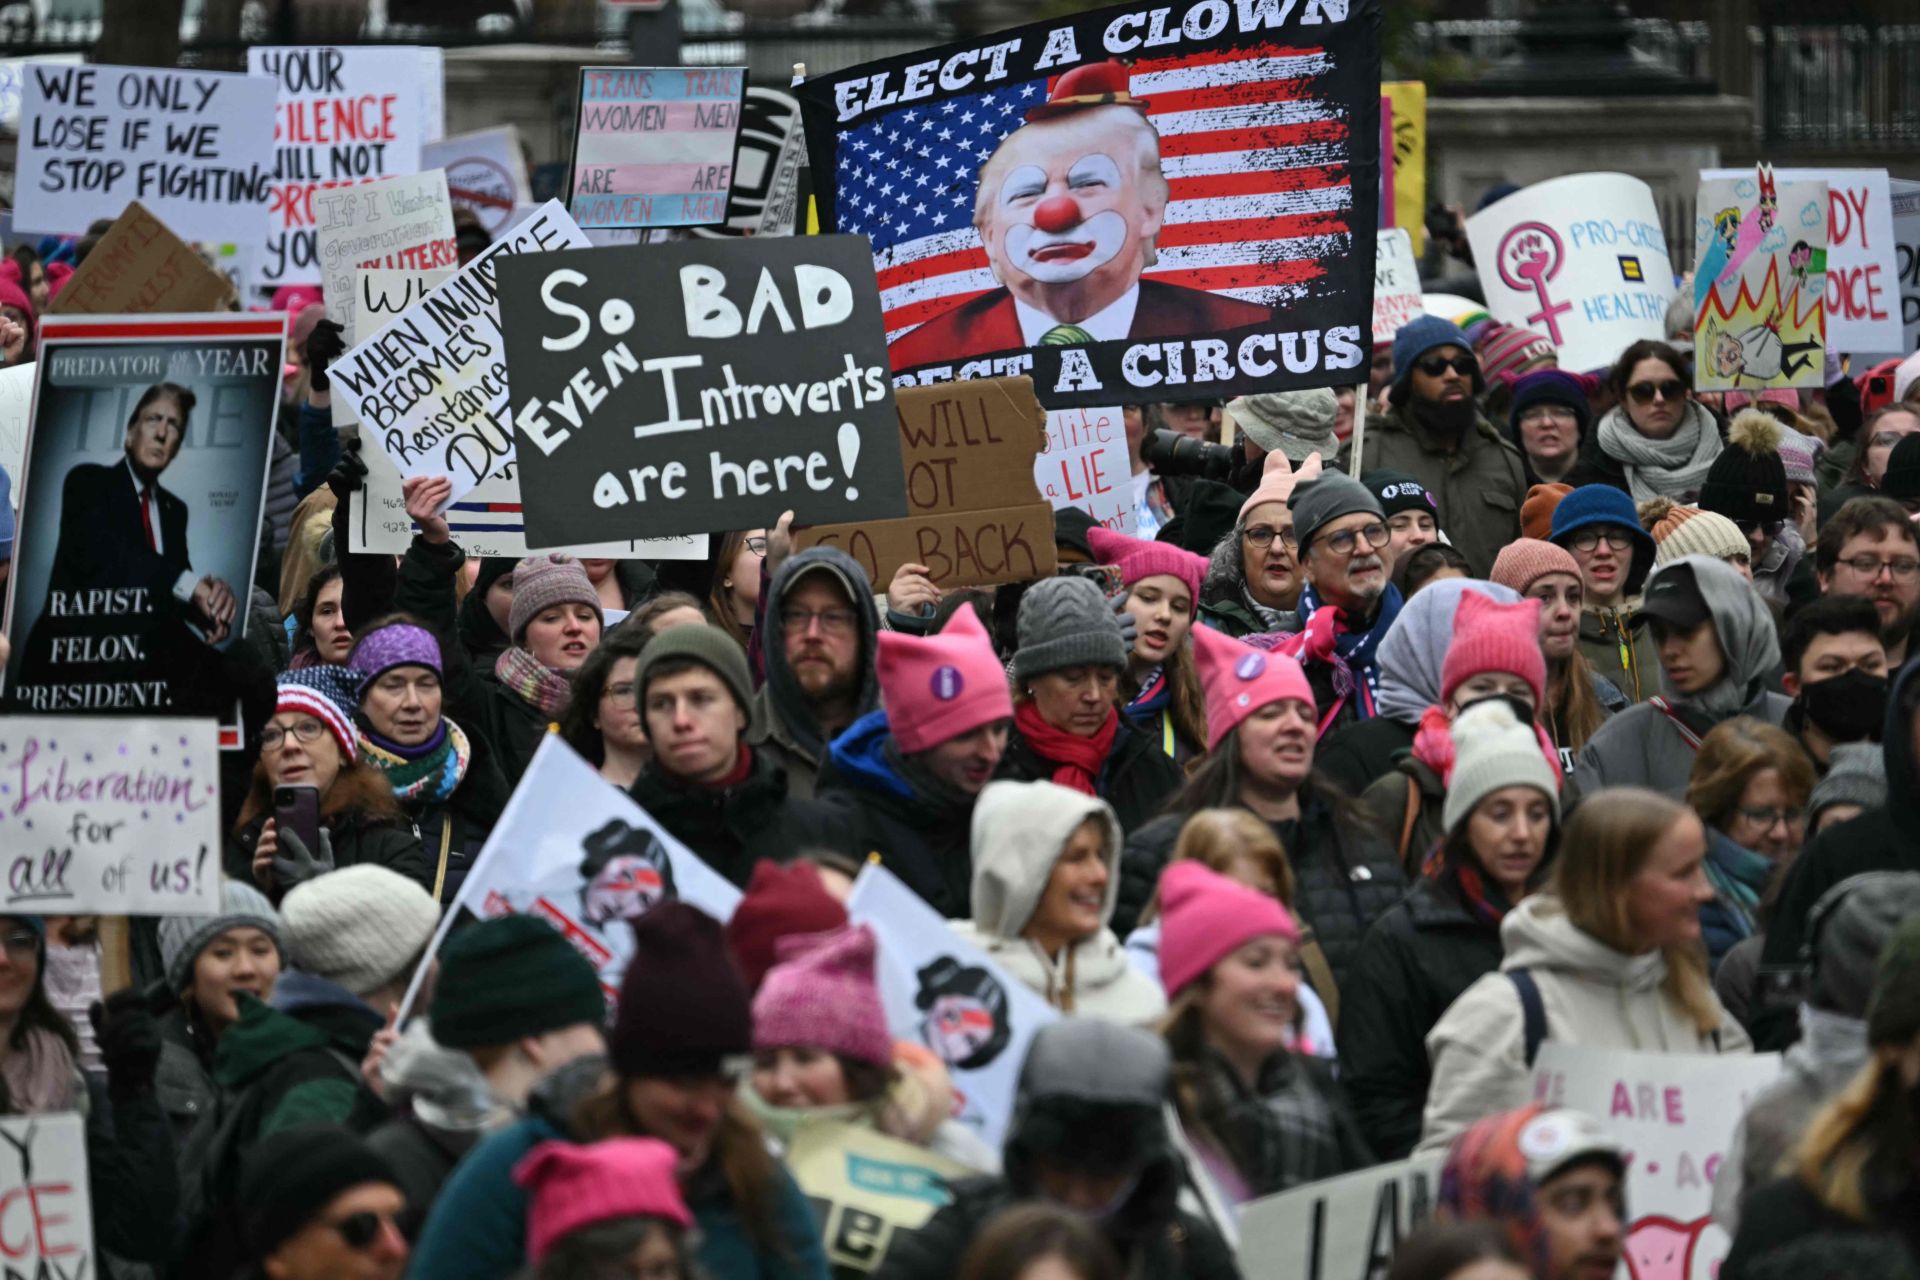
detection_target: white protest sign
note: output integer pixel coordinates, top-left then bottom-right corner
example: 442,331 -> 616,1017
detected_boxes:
1533,1045 -> 1780,1280
0,717 -> 222,915
1888,178 -> 1920,359
847,864 -> 1058,1153
1238,1154 -> 1444,1280
314,169 -> 456,339
332,199 -> 590,507
330,266 -> 456,434
1466,172 -> 1677,373
1037,407 -> 1135,535
16,63 -> 277,243
249,46 -> 427,288
1705,167 -> 1901,354
1420,293 -> 1478,319
1373,227 -> 1423,343
0,1114 -> 93,1274
417,48 -> 444,144
399,734 -> 740,1020
425,126 -> 532,236
0,363 -> 34,498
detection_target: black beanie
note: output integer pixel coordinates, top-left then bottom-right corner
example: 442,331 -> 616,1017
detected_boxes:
1161,478 -> 1244,557
1698,410 -> 1790,524
610,901 -> 752,1078
1361,469 -> 1439,523
1882,433 -> 1920,503
241,1126 -> 399,1260
430,915 -> 607,1050
1054,507 -> 1099,561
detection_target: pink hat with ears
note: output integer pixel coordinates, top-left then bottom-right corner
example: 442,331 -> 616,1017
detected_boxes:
1191,622 -> 1315,749
1088,525 -> 1206,601
1440,590 -> 1546,708
1158,860 -> 1300,998
515,1137 -> 693,1264
1239,450 -> 1325,523
875,605 -> 1013,753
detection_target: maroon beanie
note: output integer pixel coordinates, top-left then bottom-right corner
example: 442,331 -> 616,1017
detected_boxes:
725,859 -> 849,992
611,902 -> 752,1078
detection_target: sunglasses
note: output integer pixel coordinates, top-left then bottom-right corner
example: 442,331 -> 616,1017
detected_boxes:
1416,354 -> 1477,378
327,1211 -> 398,1251
1627,379 -> 1687,405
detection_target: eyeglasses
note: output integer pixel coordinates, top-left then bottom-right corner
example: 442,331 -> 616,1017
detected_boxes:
781,606 -> 859,636
1837,554 -> 1920,581
743,536 -> 769,557
1518,405 -> 1578,425
1314,521 -> 1390,557
603,680 -> 636,701
1243,525 -> 1298,550
1416,354 -> 1477,378
0,930 -> 36,956
1567,529 -> 1634,553
326,1210 -> 399,1251
1732,518 -> 1783,538
1734,806 -> 1804,831
260,719 -> 327,751
1627,379 -> 1687,405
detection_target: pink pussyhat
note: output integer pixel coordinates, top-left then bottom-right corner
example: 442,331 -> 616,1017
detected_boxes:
752,924 -> 894,1070
1088,525 -> 1206,601
1158,860 -> 1300,998
515,1137 -> 693,1263
875,605 -> 1013,753
1191,622 -> 1315,749
1440,589 -> 1547,708
1238,450 -> 1324,523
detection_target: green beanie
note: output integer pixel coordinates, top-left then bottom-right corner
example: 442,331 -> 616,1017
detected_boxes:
430,916 -> 605,1050
635,623 -> 755,718
1866,913 -> 1920,1048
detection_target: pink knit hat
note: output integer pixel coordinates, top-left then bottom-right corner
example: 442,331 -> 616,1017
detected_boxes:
1439,590 -> 1545,708
516,1137 -> 693,1263
1158,861 -> 1300,998
875,605 -> 1012,753
1192,622 -> 1315,749
752,925 -> 894,1071
1088,525 -> 1206,601
1238,449 -> 1324,523
1489,539 -> 1580,598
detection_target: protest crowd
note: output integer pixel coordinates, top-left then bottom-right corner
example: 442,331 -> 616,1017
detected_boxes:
4,3 -> 1920,1280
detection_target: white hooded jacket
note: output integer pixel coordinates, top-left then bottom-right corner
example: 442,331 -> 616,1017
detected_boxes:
949,780 -> 1167,1026
1416,894 -> 1750,1154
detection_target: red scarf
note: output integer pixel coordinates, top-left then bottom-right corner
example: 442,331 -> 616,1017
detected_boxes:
1014,700 -> 1117,796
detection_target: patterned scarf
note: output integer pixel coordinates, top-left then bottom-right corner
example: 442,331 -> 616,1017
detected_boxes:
1014,700 -> 1118,796
1125,665 -> 1170,722
1282,582 -> 1403,722
1421,842 -> 1518,927
1704,832 -> 1769,940
359,719 -> 471,807
494,646 -> 573,718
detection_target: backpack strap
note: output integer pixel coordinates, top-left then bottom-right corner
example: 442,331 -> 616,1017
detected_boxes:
1297,927 -> 1339,1033
1507,968 -> 1548,1068
1396,773 -> 1421,871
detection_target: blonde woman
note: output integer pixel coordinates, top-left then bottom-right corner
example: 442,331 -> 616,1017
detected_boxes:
1417,788 -> 1751,1154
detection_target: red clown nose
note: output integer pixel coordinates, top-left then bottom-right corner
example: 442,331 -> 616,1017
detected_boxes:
1033,193 -> 1081,233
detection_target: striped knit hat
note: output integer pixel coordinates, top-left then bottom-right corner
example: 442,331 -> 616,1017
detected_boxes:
1641,497 -> 1749,566
1478,323 -> 1556,384
275,667 -> 359,761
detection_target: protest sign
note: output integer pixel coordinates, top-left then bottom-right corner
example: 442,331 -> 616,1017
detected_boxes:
1382,80 -> 1426,256
15,63 -> 277,244
496,235 -> 910,547
1465,172 -> 1677,374
46,202 -> 237,317
0,364 -> 31,492
847,863 -> 1057,1152
0,1114 -> 93,1276
400,734 -> 741,1019
424,126 -> 532,235
795,0 -> 1382,410
417,47 -> 445,143
0,716 -> 221,914
786,1121 -> 970,1276
1893,179 -> 1920,359
1705,166 -> 1900,354
1420,293 -> 1478,319
327,265 -> 455,434
1238,1154 -> 1444,1280
249,46 -> 427,287
792,377 -> 1057,588
1037,404 -> 1133,534
567,67 -> 747,230
1373,227 -> 1422,343
314,169 -> 457,339
1693,167 -> 1828,391
684,86 -> 808,241
3,313 -> 287,723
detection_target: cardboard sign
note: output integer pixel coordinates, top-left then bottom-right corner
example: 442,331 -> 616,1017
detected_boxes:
1534,1045 -> 1781,1280
0,1114 -> 93,1274
1892,178 -> 1920,359
1373,227 -> 1423,343
314,169 -> 456,338
1382,81 -> 1427,256
795,0 -> 1382,410
0,717 -> 222,914
1038,405 -> 1134,535
46,201 -> 237,316
1704,167 -> 1900,354
786,1121 -> 971,1276
847,863 -> 1057,1152
496,235 -> 910,547
398,734 -> 741,1020
249,46 -> 428,287
424,125 -> 533,235
1465,172 -> 1677,374
567,66 -> 747,230
1238,1154 -> 1444,1280
1693,167 -> 1828,391
15,63 -> 277,243
332,200 -> 590,505
3,314 -> 287,722
792,377 -> 1057,588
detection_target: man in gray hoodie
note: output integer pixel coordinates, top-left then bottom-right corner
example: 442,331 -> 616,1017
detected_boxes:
752,546 -> 881,798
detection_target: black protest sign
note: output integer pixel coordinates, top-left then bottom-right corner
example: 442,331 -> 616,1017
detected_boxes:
496,236 -> 909,547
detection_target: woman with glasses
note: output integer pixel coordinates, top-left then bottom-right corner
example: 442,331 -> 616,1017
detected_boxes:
1817,403 -> 1920,525
1588,340 -> 1724,505
560,627 -> 653,787
1545,484 -> 1661,703
1199,450 -> 1316,636
1506,370 -> 1594,487
1685,717 -> 1816,973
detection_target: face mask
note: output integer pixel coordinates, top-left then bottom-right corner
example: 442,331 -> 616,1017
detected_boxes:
1799,669 -> 1887,742
1460,692 -> 1538,729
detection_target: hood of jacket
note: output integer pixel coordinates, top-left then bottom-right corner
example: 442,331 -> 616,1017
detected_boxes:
1655,555 -> 1780,715
380,1021 -> 503,1133
970,781 -> 1124,938
1497,895 -> 1666,993
1887,656 -> 1920,815
1784,1004 -> 1871,1095
213,976 -> 381,1089
760,547 -> 881,765
1375,578 -> 1523,724
826,709 -> 912,800
1202,526 -> 1249,603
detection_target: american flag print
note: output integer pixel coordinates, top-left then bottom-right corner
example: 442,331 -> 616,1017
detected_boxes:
797,0 -> 1381,410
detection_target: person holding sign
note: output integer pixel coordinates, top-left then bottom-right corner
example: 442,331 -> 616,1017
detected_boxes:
480,553 -> 605,785
1087,527 -> 1208,764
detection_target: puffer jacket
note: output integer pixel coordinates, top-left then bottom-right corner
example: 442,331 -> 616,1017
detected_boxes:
949,781 -> 1167,1025
1343,399 -> 1528,578
1417,894 -> 1751,1154
751,547 -> 882,799
155,1002 -> 220,1154
626,751 -> 853,888
817,710 -> 978,918
225,769 -> 434,898
996,713 -> 1181,837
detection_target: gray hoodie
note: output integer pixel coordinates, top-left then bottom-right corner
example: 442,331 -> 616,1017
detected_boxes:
752,546 -> 881,798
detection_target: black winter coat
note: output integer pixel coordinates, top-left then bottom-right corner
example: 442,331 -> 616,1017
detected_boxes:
227,800 -> 435,899
626,753 -> 854,888
1313,716 -> 1416,802
85,1073 -> 181,1266
997,716 -> 1182,836
1723,1174 -> 1920,1278
815,742 -> 976,918
1336,875 -> 1505,1160
398,726 -> 512,903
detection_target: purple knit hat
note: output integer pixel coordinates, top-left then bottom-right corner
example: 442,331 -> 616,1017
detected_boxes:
346,622 -> 442,699
751,925 -> 893,1071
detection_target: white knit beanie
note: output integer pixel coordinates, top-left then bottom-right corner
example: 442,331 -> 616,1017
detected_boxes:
1442,699 -> 1561,834
280,865 -> 440,997
1651,505 -> 1749,566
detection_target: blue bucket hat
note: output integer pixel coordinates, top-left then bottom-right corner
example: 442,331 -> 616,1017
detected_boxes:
1548,484 -> 1656,596
1390,316 -> 1485,405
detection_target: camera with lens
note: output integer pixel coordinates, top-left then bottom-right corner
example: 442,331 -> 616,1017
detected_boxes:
1140,428 -> 1239,481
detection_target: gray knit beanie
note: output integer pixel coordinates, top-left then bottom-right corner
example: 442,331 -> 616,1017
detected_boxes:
1011,577 -> 1126,683
635,623 -> 755,718
1809,871 -> 1920,1018
507,553 -> 600,643
1288,470 -> 1385,555
281,865 -> 440,998
1228,388 -> 1339,464
158,879 -> 285,994
1807,742 -> 1888,828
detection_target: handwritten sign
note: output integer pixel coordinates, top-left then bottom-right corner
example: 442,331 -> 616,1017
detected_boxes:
46,201 -> 236,316
1238,1154 -> 1444,1280
0,718 -> 221,914
0,1115 -> 92,1276
15,63 -> 276,243
1892,178 -> 1920,359
1373,227 -> 1423,343
424,125 -> 532,235
793,377 -> 1057,588
568,66 -> 746,230
1037,406 -> 1134,535
248,46 -> 427,287
314,170 -> 456,339
1693,168 -> 1828,391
